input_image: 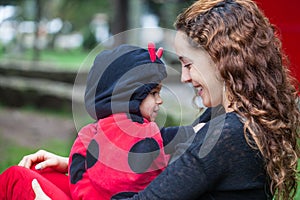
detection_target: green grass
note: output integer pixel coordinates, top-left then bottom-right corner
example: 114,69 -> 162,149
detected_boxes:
34,49 -> 89,67
0,134 -> 73,174
0,135 -> 35,173
0,105 -> 74,174
0,132 -> 73,171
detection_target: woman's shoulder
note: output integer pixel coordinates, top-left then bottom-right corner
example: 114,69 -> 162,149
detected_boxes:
210,111 -> 248,140
192,112 -> 265,185
200,111 -> 243,133
192,111 -> 253,159
209,111 -> 244,135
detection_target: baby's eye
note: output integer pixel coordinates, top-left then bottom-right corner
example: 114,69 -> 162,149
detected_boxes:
150,91 -> 159,96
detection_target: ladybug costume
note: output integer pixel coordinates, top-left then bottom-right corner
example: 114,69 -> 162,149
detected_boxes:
68,44 -> 170,200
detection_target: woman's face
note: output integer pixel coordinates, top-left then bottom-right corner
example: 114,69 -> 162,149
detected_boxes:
174,31 -> 224,108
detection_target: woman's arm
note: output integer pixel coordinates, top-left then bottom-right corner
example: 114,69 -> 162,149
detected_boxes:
18,150 -> 69,173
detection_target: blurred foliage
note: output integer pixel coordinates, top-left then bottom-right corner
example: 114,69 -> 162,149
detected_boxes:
148,0 -> 195,28
0,0 -> 197,60
82,27 -> 98,51
5,0 -> 177,30
2,0 -> 110,29
56,0 -> 111,31
0,0 -> 195,35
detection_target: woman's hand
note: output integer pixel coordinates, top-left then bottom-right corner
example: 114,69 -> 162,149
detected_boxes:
18,150 -> 69,173
32,179 -> 51,200
193,122 -> 206,133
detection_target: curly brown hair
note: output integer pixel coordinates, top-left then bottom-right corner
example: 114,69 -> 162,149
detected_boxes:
175,0 -> 300,199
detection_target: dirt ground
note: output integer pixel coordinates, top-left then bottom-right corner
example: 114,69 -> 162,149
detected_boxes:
0,107 -> 77,148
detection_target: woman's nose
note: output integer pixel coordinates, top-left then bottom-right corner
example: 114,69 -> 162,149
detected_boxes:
181,67 -> 192,83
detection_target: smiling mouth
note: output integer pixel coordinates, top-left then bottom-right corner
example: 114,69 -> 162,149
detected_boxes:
198,87 -> 203,96
194,85 -> 203,96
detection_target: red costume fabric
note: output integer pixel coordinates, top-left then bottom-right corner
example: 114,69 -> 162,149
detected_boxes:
0,165 -> 71,200
68,113 -> 170,200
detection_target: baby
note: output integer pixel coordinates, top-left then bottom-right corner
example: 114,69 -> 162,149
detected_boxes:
68,44 -> 170,200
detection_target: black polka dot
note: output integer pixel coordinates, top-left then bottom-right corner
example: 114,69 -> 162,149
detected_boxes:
86,139 -> 99,169
128,138 -> 160,173
69,153 -> 86,184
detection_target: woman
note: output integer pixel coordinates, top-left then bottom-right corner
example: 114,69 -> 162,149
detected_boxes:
178,0 -> 299,198
7,0 -> 300,199
171,0 -> 299,199
118,1 -> 299,199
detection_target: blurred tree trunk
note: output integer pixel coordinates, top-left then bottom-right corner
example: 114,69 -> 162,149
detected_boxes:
33,0 -> 42,61
111,0 -> 129,46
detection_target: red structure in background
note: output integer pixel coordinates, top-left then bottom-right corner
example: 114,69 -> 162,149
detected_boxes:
256,0 -> 300,83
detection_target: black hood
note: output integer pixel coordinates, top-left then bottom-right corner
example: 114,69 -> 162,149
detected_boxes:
84,44 -> 167,123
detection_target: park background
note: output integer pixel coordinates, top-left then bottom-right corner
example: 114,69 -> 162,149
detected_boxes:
0,0 -> 299,198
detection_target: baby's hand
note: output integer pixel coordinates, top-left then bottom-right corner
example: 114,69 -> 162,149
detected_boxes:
32,179 -> 51,200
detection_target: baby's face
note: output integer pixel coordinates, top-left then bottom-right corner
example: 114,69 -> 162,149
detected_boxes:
139,84 -> 163,122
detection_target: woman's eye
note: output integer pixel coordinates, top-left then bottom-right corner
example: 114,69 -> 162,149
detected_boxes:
150,91 -> 158,96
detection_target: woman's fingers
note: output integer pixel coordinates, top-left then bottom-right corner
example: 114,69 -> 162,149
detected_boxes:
34,161 -> 50,170
18,150 -> 69,172
34,158 -> 59,170
18,150 -> 49,169
18,153 -> 38,168
18,155 -> 32,168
